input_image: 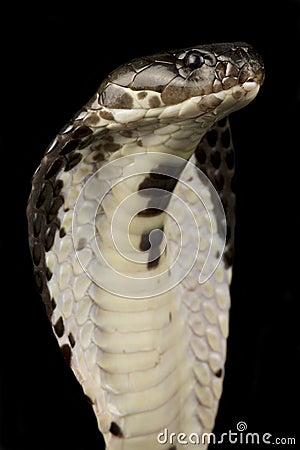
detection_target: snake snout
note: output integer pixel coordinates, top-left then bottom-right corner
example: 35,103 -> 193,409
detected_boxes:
238,59 -> 265,86
236,45 -> 265,86
250,61 -> 265,85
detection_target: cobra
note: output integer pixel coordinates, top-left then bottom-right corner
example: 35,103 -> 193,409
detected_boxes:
27,42 -> 264,449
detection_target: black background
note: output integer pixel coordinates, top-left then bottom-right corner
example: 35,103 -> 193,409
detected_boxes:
1,4 -> 300,449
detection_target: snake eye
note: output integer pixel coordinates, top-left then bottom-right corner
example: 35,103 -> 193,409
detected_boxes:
184,51 -> 205,70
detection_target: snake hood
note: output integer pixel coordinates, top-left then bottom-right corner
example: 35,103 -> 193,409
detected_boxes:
97,42 -> 264,123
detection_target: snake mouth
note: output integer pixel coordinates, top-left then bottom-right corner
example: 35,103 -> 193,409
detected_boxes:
92,79 -> 262,129
246,74 -> 264,84
238,63 -> 265,87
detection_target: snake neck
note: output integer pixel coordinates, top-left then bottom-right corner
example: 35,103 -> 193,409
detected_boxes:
86,125 -> 207,292
59,109 -> 211,278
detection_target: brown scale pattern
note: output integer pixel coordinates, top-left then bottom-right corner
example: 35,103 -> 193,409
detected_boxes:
195,117 -> 235,268
27,117 -> 93,321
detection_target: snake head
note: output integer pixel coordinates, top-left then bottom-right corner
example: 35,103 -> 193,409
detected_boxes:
97,42 -> 264,125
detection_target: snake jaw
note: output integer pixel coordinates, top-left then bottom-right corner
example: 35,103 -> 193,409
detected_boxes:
83,79 -> 261,137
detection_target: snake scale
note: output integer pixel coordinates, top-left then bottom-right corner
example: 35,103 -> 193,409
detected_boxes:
27,42 -> 264,449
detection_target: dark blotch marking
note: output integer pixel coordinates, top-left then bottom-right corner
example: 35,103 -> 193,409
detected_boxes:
215,368 -> 223,378
59,139 -> 80,156
68,333 -> 76,348
59,227 -> 66,238
36,182 -> 52,208
168,447 -> 177,450
47,196 -> 64,223
118,92 -> 134,109
148,256 -> 160,269
210,150 -> 221,169
109,422 -> 124,438
103,142 -> 121,153
137,164 -> 187,218
137,91 -> 147,99
139,232 -> 151,251
51,298 -> 57,310
148,96 -> 161,108
206,128 -> 218,147
224,247 -> 234,268
169,312 -> 172,322
32,241 -> 42,266
78,134 -> 95,150
84,111 -> 99,126
45,267 -> 52,281
102,85 -> 134,109
28,150 -> 66,321
45,158 -> 64,180
139,186 -> 174,214
148,227 -> 164,270
120,130 -> 133,138
44,223 -> 58,251
138,208 -> 163,217
137,165 -> 185,224
139,227 -> 165,269
100,110 -> 114,121
53,179 -> 64,196
76,237 -> 87,251
138,173 -> 178,193
33,212 -> 43,237
65,153 -> 83,172
54,317 -> 65,338
71,126 -> 93,139
194,145 -> 206,164
60,344 -> 72,366
92,152 -> 105,162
